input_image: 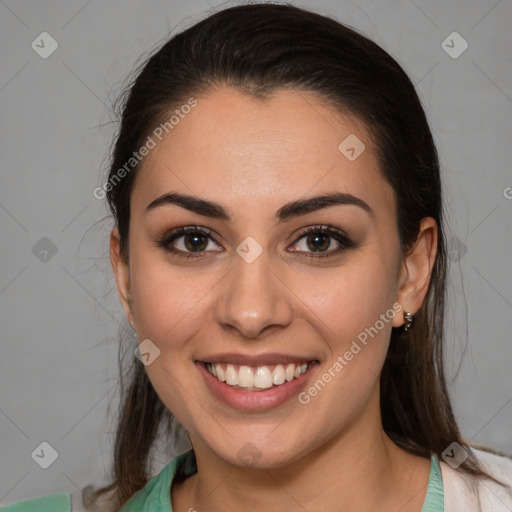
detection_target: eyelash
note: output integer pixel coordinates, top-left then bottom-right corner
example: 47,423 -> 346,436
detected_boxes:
156,224 -> 356,260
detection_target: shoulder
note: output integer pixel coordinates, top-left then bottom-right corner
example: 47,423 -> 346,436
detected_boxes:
473,447 -> 512,479
1,452 -> 194,512
440,447 -> 512,512
1,487 -> 117,512
1,492 -> 72,511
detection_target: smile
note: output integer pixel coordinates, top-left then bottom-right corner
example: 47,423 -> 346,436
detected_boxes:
205,362 -> 310,390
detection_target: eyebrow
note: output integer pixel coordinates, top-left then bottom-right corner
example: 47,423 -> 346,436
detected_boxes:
145,191 -> 374,222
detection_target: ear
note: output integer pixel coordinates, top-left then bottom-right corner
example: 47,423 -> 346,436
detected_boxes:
392,217 -> 438,328
110,227 -> 135,328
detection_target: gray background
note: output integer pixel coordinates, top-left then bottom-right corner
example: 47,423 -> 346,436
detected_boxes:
1,0 -> 511,505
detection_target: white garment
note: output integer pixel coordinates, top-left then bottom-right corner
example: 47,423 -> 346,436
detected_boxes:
442,448 -> 512,511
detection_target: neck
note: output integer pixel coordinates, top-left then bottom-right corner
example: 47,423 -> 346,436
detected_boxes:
173,395 -> 430,512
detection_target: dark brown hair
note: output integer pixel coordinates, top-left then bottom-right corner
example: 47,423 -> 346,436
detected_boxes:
90,2 -> 504,509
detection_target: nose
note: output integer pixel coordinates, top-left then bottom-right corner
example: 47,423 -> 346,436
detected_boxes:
215,249 -> 294,339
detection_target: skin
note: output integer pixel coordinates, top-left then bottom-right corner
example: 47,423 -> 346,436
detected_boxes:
110,87 -> 438,511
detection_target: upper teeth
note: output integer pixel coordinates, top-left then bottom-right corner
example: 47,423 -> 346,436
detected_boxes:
206,362 -> 309,389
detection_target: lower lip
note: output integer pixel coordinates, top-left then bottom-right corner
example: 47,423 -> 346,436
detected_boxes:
196,362 -> 317,412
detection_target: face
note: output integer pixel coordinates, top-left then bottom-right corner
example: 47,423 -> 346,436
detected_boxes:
111,87 -> 431,468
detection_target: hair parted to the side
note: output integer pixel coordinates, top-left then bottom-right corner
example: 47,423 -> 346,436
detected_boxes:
89,2 -> 505,510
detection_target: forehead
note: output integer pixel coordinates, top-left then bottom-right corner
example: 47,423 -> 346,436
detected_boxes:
131,87 -> 394,216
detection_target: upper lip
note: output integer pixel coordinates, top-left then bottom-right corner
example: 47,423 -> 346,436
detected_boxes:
197,353 -> 318,366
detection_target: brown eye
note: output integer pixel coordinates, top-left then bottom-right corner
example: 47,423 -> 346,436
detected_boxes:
183,233 -> 209,252
305,233 -> 332,252
157,226 -> 222,258
288,225 -> 357,258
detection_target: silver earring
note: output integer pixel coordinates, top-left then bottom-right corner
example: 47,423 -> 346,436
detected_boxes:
403,311 -> 415,332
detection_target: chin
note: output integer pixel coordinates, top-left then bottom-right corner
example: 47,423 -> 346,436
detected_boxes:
201,430 -> 312,469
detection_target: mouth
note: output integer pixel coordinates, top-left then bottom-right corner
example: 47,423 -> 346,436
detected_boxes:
196,357 -> 318,411
204,361 -> 311,391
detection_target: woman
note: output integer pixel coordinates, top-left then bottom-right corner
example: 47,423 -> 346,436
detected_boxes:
3,3 -> 511,511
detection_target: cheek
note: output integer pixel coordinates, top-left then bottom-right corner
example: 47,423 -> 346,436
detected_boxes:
127,250 -> 213,425
297,284 -> 396,425
302,254 -> 398,336
128,249 -> 215,351
296,252 -> 399,398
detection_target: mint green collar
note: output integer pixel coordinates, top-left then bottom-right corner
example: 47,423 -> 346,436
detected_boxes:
421,455 -> 444,511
